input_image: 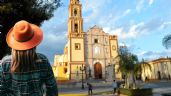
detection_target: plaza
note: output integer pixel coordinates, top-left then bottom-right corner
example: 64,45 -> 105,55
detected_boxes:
58,80 -> 171,96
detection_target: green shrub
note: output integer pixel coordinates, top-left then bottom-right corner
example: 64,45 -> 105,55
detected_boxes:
162,93 -> 171,96
119,88 -> 152,96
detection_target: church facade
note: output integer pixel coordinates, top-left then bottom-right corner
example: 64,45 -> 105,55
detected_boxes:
52,0 -> 120,81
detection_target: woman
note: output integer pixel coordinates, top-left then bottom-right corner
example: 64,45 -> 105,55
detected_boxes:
87,83 -> 93,96
0,20 -> 58,96
112,80 -> 117,95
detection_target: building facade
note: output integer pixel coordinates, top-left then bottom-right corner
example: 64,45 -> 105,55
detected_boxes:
52,0 -> 120,81
141,58 -> 171,81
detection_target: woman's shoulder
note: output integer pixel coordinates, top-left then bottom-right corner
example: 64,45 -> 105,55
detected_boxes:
36,53 -> 50,65
1,55 -> 11,62
36,53 -> 48,60
1,55 -> 12,72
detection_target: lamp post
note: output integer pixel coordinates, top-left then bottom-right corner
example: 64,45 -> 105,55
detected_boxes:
112,64 -> 115,80
76,66 -> 79,81
80,64 -> 85,89
89,68 -> 92,78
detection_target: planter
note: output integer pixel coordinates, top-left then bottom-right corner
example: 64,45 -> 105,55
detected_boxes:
119,88 -> 152,96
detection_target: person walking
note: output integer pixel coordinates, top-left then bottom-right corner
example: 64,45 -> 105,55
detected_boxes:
87,82 -> 93,96
112,80 -> 117,95
0,20 -> 58,96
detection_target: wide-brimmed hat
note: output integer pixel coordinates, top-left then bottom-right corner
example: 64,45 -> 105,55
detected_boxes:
6,20 -> 43,50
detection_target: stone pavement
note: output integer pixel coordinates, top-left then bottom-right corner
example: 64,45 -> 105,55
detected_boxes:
59,80 -> 171,96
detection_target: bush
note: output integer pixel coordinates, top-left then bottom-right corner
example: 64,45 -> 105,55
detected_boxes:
119,88 -> 152,96
162,93 -> 171,96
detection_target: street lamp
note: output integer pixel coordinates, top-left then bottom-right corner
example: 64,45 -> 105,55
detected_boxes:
76,66 -> 79,81
88,68 -> 92,78
80,64 -> 85,89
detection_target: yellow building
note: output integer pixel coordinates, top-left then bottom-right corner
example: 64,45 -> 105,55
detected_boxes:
53,0 -> 120,81
141,57 -> 171,81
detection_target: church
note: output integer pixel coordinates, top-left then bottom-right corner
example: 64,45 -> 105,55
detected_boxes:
52,0 -> 121,81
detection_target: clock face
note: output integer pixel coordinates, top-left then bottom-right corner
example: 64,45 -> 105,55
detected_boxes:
112,45 -> 116,50
94,46 -> 100,54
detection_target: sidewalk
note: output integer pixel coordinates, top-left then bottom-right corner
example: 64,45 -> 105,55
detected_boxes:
59,80 -> 171,96
59,88 -> 163,96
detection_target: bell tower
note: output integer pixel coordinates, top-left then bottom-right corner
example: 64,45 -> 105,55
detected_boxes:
68,0 -> 83,36
68,0 -> 85,80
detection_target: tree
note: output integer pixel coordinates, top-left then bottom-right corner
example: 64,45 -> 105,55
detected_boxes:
162,34 -> 171,49
118,46 -> 138,88
118,46 -> 151,88
0,0 -> 61,59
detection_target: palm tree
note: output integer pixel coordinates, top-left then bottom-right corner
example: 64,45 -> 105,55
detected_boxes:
118,46 -> 139,88
118,46 -> 151,88
162,34 -> 171,49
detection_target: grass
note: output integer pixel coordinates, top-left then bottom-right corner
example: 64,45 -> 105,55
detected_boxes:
59,93 -> 87,96
92,91 -> 112,95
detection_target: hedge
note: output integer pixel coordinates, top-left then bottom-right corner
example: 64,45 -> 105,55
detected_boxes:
119,88 -> 152,96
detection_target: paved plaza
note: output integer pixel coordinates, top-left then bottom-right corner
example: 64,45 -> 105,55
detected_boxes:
58,80 -> 171,96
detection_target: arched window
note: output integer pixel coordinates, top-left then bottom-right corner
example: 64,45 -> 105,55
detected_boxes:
74,23 -> 78,32
74,9 -> 77,16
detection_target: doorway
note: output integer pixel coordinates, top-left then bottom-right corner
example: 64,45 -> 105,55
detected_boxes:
94,62 -> 102,79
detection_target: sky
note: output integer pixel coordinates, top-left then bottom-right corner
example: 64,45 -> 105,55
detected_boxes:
37,0 -> 171,64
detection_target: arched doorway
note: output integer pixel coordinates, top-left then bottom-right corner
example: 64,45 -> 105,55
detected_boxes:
94,62 -> 102,79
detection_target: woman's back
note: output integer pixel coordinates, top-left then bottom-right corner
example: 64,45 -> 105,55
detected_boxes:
0,53 -> 58,96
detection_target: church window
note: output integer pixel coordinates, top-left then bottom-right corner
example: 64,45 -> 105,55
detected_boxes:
75,43 -> 81,50
74,9 -> 77,16
94,46 -> 100,54
74,23 -> 78,32
65,63 -> 68,66
94,39 -> 98,43
64,68 -> 67,74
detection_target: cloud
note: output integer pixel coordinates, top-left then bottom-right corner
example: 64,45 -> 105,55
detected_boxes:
159,21 -> 171,30
137,50 -> 171,60
103,18 -> 170,41
123,9 -> 131,17
136,0 -> 145,12
139,18 -> 164,32
149,0 -> 154,5
103,22 -> 144,40
83,0 -> 106,23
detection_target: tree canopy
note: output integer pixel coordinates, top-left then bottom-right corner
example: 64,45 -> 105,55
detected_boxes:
118,46 -> 151,88
162,34 -> 171,49
0,0 -> 61,59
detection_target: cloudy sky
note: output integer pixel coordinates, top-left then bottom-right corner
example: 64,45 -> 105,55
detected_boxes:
37,0 -> 171,64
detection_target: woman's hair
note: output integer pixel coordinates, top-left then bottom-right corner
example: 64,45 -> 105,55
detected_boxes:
11,47 -> 37,72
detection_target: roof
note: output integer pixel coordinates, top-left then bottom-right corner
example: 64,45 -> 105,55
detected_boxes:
149,57 -> 171,64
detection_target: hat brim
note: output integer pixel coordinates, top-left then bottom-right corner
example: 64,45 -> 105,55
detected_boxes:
6,24 -> 43,50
